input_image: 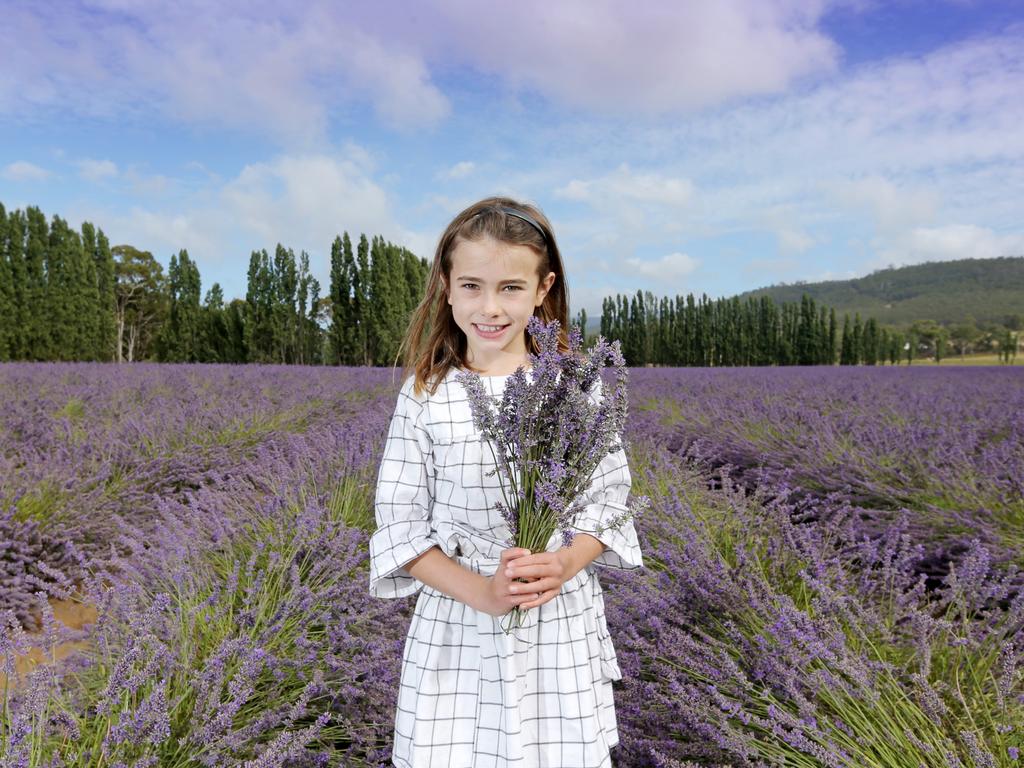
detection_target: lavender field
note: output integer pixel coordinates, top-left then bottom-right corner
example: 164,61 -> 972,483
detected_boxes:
1,363 -> 1022,767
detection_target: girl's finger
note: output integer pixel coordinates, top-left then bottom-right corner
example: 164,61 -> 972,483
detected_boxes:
510,577 -> 552,594
507,563 -> 547,579
522,589 -> 554,609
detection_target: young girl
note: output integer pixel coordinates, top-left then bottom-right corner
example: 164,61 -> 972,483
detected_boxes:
368,196 -> 644,767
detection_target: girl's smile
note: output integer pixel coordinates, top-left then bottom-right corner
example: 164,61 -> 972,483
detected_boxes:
446,236 -> 556,375
473,322 -> 510,338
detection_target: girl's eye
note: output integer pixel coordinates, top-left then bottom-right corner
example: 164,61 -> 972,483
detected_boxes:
461,283 -> 478,290
503,285 -> 523,292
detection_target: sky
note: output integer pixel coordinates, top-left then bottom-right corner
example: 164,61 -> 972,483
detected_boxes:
2,0 -> 1023,316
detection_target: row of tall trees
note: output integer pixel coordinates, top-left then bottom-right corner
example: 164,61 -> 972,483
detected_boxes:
0,204 -> 117,362
2,202 -> 1017,367
600,291 -> 841,366
596,291 -> 1017,366
0,203 -> 426,365
152,236 -> 426,366
327,233 -> 429,366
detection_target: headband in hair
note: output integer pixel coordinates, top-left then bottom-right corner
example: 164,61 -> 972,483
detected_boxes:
497,206 -> 548,244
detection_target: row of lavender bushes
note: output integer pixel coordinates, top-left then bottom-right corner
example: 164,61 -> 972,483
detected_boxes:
2,363 -> 1022,766
613,367 -> 1022,766
2,364 -> 410,766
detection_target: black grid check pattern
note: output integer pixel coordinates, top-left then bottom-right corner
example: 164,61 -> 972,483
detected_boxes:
369,369 -> 644,767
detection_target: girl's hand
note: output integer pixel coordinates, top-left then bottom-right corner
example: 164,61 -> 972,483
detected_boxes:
478,547 -> 540,618
502,548 -> 573,611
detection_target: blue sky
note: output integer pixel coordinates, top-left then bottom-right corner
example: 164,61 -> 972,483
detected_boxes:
2,1 -> 1023,316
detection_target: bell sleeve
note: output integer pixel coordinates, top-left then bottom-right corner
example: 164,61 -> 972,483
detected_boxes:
570,376 -> 644,570
368,375 -> 439,598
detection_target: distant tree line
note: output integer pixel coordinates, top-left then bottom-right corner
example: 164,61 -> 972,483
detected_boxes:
0,201 -> 1017,367
0,203 -> 427,366
0,203 -> 117,361
599,291 -> 1018,366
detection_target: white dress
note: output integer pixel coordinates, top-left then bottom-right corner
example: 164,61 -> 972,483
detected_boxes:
368,367 -> 644,768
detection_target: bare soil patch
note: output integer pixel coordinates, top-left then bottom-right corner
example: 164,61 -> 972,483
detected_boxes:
1,592 -> 97,696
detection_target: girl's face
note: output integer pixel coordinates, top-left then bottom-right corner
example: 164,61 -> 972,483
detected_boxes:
445,237 -> 556,375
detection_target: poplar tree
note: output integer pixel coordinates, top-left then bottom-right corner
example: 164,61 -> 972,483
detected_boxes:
273,244 -> 298,363
878,327 -> 890,366
225,299 -> 248,363
796,294 -> 815,364
23,208 -> 50,359
355,234 -> 370,365
160,249 -> 202,361
827,308 -> 837,365
295,250 -> 321,365
851,313 -> 863,365
327,234 -> 350,365
245,248 -> 276,362
0,205 -> 12,360
46,215 -> 81,360
73,221 -> 102,359
816,305 -> 829,365
600,297 -> 613,341
839,314 -> 853,365
862,317 -> 879,365
88,224 -> 117,361
365,236 -> 412,366
4,209 -> 28,359
199,283 -> 230,362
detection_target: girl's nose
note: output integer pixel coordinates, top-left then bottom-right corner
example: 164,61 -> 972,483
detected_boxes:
482,291 -> 501,316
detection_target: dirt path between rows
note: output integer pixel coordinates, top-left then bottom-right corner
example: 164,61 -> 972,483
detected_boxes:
1,594 -> 98,697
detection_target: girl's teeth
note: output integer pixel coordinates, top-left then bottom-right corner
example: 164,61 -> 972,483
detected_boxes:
479,324 -> 504,332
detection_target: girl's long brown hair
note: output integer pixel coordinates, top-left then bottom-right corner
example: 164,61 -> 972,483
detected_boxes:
395,196 -> 571,396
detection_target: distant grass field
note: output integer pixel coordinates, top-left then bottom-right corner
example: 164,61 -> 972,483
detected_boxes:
907,352 -> 1022,365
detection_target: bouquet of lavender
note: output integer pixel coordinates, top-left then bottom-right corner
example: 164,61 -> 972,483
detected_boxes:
456,316 -> 648,633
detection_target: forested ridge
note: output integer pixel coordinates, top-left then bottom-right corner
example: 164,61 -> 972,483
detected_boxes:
0,202 -> 1018,366
737,256 -> 1024,326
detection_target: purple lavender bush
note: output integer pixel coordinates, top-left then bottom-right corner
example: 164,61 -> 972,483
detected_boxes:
605,452 -> 1022,766
1,363 -> 408,766
2,362 -> 1021,766
600,367 -> 1024,766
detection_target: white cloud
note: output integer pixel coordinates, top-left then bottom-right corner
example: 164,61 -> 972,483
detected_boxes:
623,252 -> 700,280
68,145 -> 431,301
575,27 -> 1024,290
742,256 -> 800,278
430,0 -> 838,113
220,153 -> 401,253
552,165 -> 697,276
123,167 -> 173,197
558,163 -> 694,209
2,161 -> 51,181
77,158 -> 118,181
878,224 -> 1024,267
0,1 -> 839,138
0,3 -> 449,141
831,175 -> 938,234
777,228 -> 816,254
439,161 -> 476,180
116,208 -> 221,259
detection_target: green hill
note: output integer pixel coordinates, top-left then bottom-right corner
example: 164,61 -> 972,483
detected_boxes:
735,256 -> 1024,327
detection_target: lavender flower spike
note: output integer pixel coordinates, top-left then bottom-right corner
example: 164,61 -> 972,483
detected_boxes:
455,316 -> 648,634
